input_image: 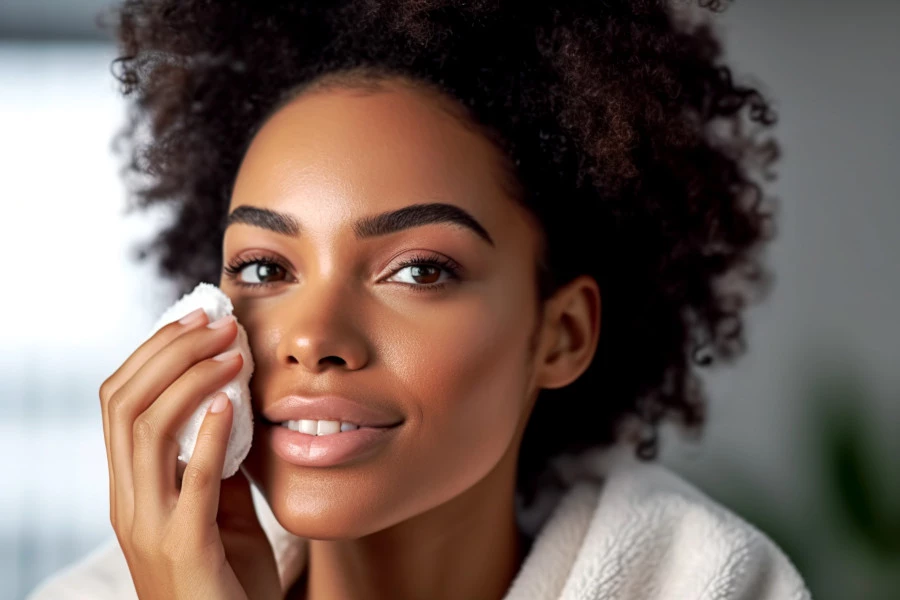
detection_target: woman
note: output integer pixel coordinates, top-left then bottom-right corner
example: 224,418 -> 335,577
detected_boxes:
29,1 -> 811,598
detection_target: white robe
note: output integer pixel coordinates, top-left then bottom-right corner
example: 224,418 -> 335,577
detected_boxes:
27,445 -> 812,599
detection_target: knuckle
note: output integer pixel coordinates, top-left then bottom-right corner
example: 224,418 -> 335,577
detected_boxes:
159,530 -> 191,566
108,392 -> 130,419
181,464 -> 211,491
180,362 -> 206,387
186,360 -> 225,392
129,524 -> 155,558
178,325 -> 222,355
160,545 -> 180,568
196,429 -> 218,449
99,378 -> 115,403
132,416 -> 157,446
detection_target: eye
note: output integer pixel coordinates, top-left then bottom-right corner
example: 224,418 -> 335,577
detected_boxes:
223,253 -> 289,288
384,252 -> 462,292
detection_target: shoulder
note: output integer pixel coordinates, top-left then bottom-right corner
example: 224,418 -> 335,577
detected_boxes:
26,537 -> 137,600
569,446 -> 812,599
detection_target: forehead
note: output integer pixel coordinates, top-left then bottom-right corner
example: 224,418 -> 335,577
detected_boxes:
229,83 -> 524,242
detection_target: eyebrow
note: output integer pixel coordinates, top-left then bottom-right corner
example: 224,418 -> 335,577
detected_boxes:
225,202 -> 495,247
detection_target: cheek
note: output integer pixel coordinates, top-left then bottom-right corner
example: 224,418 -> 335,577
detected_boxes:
388,287 -> 534,497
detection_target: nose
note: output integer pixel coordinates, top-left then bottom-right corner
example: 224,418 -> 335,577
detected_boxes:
274,278 -> 370,373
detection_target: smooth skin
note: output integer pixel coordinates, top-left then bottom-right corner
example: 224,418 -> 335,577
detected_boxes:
101,75 -> 600,600
228,76 -> 601,600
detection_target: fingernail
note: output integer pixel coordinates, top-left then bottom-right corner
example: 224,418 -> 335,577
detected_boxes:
207,314 -> 235,329
179,308 -> 206,326
209,392 -> 229,413
213,348 -> 241,362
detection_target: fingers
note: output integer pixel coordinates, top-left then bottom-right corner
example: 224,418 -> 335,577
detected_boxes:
104,308 -> 210,401
175,392 -> 233,529
132,348 -> 244,519
106,313 -> 236,526
100,309 -> 208,517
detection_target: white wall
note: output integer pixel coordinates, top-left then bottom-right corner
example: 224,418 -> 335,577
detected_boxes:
659,2 -> 900,596
0,42 -> 175,598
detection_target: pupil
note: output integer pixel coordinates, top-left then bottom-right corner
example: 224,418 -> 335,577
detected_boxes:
412,266 -> 438,284
258,264 -> 275,279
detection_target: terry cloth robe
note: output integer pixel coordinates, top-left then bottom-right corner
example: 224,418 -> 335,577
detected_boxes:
27,444 -> 812,599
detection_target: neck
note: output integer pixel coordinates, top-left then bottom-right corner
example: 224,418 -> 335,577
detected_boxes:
286,443 -> 527,600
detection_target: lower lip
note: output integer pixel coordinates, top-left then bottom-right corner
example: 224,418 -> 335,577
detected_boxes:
265,422 -> 400,467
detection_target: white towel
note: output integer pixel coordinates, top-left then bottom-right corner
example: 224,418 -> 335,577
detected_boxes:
145,282 -> 256,480
27,443 -> 811,599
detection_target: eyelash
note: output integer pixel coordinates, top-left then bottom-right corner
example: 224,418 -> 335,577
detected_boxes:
222,251 -> 462,293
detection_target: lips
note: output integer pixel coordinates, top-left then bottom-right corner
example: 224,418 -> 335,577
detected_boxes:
266,423 -> 399,467
261,394 -> 404,428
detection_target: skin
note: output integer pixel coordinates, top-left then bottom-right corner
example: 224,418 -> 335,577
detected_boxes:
220,77 -> 601,600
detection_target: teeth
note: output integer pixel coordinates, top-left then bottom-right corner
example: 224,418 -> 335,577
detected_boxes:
281,419 -> 360,435
317,420 -> 340,435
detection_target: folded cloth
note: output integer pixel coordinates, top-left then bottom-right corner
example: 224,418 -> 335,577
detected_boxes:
26,444 -> 812,599
144,281 -> 255,479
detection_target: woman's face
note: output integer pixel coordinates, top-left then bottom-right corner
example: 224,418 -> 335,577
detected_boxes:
222,80 -> 547,539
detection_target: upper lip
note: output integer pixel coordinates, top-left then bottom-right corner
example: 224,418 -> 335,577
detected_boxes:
261,395 -> 404,428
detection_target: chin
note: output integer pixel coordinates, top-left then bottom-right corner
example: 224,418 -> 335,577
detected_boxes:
241,446 -> 399,540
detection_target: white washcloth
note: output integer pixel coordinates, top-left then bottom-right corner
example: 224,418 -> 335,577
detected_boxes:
145,282 -> 255,479
27,444 -> 812,599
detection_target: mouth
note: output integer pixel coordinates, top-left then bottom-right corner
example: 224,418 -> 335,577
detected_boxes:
259,415 -> 403,435
260,417 -> 403,467
260,394 -> 404,431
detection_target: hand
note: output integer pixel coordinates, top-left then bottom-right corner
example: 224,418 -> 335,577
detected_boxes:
99,309 -> 282,600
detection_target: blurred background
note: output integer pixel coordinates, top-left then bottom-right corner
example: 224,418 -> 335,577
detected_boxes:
1,1 -> 898,598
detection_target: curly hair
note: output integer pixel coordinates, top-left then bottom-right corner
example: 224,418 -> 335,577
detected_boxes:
105,0 -> 781,508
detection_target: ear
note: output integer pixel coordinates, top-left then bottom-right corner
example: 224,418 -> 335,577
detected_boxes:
533,275 -> 601,390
